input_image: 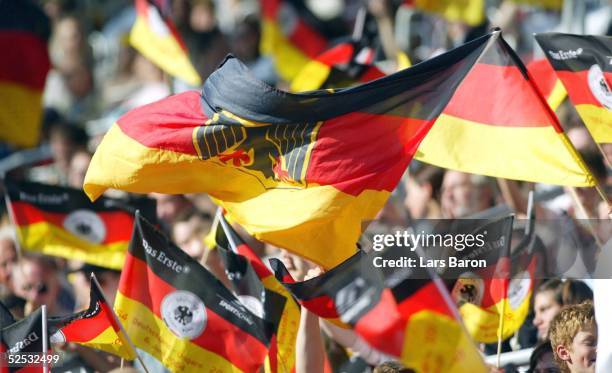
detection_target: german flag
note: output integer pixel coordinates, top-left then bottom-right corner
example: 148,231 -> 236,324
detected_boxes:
0,0 -> 50,149
84,32 -> 504,269
443,216 -> 533,343
130,0 -> 201,86
271,249 -> 487,372
0,308 -> 45,373
535,33 -> 612,144
5,179 -> 156,270
260,0 -> 329,82
290,42 -> 386,92
403,0 -> 485,27
527,58 -> 567,111
115,213 -> 273,372
214,213 -> 300,373
415,31 -> 595,186
48,275 -> 136,360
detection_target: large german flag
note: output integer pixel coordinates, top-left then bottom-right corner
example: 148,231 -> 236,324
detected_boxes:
116,213 -> 273,372
5,179 -> 155,270
49,275 -> 136,360
130,0 -> 201,86
415,31 -> 595,186
214,214 -> 300,373
84,32 -> 501,269
290,41 -> 386,92
535,33 -> 612,144
271,249 -> 487,372
527,58 -> 567,111
260,0 -> 329,82
403,0 -> 485,27
0,0 -> 50,149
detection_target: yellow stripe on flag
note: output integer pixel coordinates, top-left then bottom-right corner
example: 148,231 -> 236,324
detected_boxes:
547,79 -> 567,111
401,310 -> 487,373
16,222 -> 127,269
415,113 -> 595,186
575,104 -> 612,144
129,15 -> 201,86
260,20 -> 312,82
459,291 -> 532,344
290,60 -> 331,92
0,82 -> 43,148
76,325 -> 136,360
115,293 -> 243,372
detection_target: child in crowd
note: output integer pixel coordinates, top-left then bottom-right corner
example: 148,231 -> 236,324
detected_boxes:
549,302 -> 597,373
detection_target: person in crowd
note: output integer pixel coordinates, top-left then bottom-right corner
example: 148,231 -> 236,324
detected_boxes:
67,149 -> 92,188
0,234 -> 17,297
528,341 -> 561,373
533,279 -> 593,342
149,193 -> 195,228
402,164 -> 444,220
549,302 -> 597,373
440,171 -> 496,218
172,210 -> 211,260
11,255 -> 74,316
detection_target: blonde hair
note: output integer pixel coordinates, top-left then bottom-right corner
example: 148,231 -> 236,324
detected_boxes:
549,301 -> 596,372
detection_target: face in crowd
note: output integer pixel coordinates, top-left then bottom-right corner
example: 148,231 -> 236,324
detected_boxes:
533,289 -> 563,340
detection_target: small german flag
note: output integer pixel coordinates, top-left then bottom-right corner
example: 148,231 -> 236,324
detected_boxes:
49,275 -> 136,360
115,213 -> 272,372
270,249 -> 487,372
260,0 -> 329,82
130,0 -> 201,86
213,213 -> 300,373
290,41 -> 386,92
5,179 -> 156,270
535,33 -> 612,144
0,0 -> 50,149
527,58 -> 567,111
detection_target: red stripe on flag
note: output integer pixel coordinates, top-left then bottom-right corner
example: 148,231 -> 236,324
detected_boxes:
445,64 -> 556,128
307,112 -> 432,196
288,19 -> 328,58
9,201 -> 134,244
117,91 -> 206,156
60,301 -> 113,342
119,254 -> 268,372
556,69 -> 612,106
0,32 -> 49,90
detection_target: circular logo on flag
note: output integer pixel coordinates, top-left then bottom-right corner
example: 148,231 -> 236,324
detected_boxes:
508,271 -> 531,310
161,290 -> 207,340
237,295 -> 264,319
451,273 -> 484,306
63,209 -> 106,244
587,64 -> 612,110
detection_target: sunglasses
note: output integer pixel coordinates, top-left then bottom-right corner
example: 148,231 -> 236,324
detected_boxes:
22,283 -> 48,295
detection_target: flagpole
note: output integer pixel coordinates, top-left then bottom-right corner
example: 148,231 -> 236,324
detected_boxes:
216,209 -> 239,254
41,305 -> 48,373
90,274 -> 150,373
496,287 -> 508,368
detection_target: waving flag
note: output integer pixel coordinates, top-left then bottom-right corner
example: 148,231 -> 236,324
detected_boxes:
84,32 -> 501,269
415,31 -> 595,186
214,214 -> 300,373
115,213 -> 272,372
5,179 -> 155,270
535,33 -> 612,144
290,42 -> 386,92
49,275 -> 136,360
527,58 -> 567,111
260,0 -> 329,81
130,0 -> 201,86
0,0 -> 50,148
271,249 -> 487,373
